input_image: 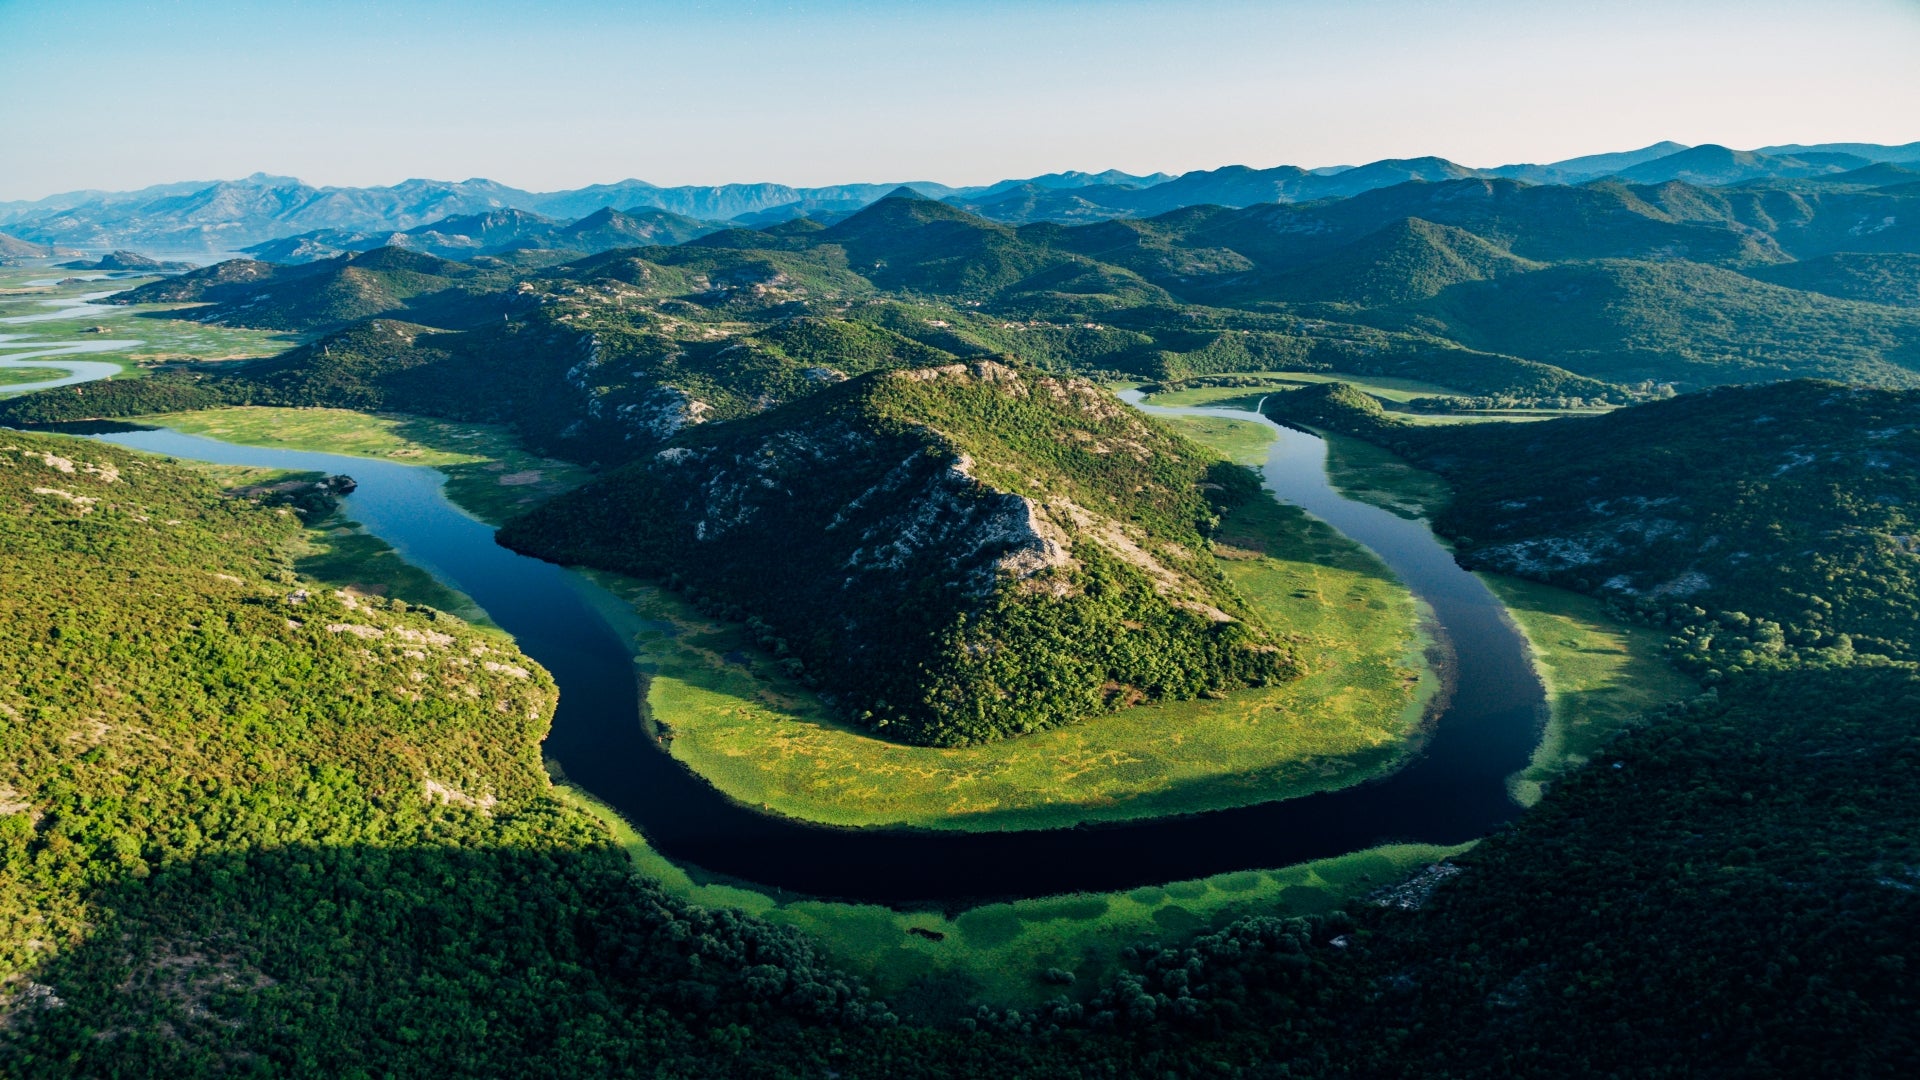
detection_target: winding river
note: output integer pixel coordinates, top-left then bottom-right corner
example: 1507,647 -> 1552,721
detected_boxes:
0,289 -> 143,395
56,396 -> 1545,906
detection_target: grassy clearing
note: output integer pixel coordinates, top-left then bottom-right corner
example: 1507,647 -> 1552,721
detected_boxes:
1155,413 -> 1276,466
1484,575 -> 1696,805
600,413 -> 1434,832
0,366 -> 67,386
145,406 -> 591,524
553,782 -> 1469,1011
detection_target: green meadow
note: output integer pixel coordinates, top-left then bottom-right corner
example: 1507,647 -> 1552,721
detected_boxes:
144,406 -> 591,524
0,366 -> 67,387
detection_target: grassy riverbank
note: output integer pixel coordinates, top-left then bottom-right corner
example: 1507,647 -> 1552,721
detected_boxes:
0,366 -> 67,388
555,782 -> 1468,1010
1308,431 -> 1695,802
142,406 -> 590,523
1486,576 -> 1696,804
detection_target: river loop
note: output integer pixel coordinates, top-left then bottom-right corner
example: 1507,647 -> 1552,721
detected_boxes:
58,395 -> 1545,906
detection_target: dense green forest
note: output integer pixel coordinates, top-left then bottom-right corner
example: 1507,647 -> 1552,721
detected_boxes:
1267,378 -> 1920,678
0,430 -> 905,1076
499,361 -> 1296,745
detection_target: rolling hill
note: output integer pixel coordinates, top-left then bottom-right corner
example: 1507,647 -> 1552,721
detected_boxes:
500,361 -> 1298,745
103,247 -> 509,332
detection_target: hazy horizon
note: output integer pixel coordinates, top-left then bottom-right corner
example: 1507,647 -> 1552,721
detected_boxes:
5,0 -> 1919,203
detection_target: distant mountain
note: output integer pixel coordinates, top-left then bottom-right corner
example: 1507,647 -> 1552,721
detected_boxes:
105,247 -> 509,333
56,250 -> 194,271
947,159 -> 1500,224
1489,142 -> 1692,184
10,173 -> 537,251
240,206 -> 724,263
1254,217 -> 1543,305
1755,141 -> 1920,164
1614,144 -> 1873,186
0,231 -> 82,261
559,207 -> 720,248
14,144 -> 1920,248
819,190 -> 1068,296
971,169 -> 1171,198
529,180 -> 959,222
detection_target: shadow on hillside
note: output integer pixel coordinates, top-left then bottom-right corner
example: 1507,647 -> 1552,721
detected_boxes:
3,837 -> 890,1075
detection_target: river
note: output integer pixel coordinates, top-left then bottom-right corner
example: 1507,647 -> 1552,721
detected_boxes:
58,396 -> 1544,906
0,290 -> 142,395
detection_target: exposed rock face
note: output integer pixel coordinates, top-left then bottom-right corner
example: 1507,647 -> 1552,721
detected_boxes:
837,451 -> 1073,590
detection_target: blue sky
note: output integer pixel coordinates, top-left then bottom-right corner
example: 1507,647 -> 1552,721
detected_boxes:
3,0 -> 1917,199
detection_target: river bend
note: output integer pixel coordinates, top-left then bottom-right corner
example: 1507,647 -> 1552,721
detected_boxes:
62,398 -> 1545,906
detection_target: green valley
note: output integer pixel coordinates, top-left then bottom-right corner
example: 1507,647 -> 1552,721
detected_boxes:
6,98 -> 1920,1078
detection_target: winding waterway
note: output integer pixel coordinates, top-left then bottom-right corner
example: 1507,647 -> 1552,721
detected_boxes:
56,396 -> 1545,906
0,290 -> 142,394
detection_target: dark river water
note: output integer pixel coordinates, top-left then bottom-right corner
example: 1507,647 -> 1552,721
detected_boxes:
59,401 -> 1544,907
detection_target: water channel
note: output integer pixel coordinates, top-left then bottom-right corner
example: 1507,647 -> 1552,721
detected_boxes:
56,395 -> 1545,906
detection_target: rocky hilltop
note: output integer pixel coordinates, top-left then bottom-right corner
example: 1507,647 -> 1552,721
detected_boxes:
500,361 -> 1298,745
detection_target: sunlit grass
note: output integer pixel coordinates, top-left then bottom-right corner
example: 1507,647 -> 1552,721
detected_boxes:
1486,575 -> 1696,805
0,366 -> 67,387
555,782 -> 1470,1010
145,406 -> 591,524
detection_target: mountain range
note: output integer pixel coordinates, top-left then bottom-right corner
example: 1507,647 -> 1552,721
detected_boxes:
4,141 -> 1916,254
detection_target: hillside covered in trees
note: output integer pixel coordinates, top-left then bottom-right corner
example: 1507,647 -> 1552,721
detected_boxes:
500,361 -> 1296,745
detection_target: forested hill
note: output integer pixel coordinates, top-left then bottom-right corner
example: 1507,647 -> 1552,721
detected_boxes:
499,361 -> 1297,745
0,429 -> 898,1074
1266,378 -> 1920,678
